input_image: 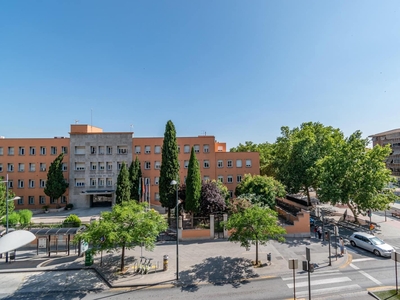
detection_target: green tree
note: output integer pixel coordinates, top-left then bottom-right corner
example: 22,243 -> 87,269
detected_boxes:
115,162 -> 130,204
272,122 -> 343,205
159,120 -> 180,218
129,157 -> 142,201
44,153 -> 69,208
1,212 -> 19,227
18,209 -> 33,225
235,174 -> 286,209
0,179 -> 15,219
317,131 -> 398,223
224,204 -> 286,264
185,147 -> 201,214
63,214 -> 82,227
75,201 -> 167,271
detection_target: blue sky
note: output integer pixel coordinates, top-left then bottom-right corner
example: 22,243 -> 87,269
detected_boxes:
1,1 -> 399,148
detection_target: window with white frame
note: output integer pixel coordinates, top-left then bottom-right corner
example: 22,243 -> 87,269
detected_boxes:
218,145 -> 223,152
30,146 -> 35,155
29,196 -> 34,205
51,146 -> 57,155
117,162 -> 123,170
145,146 -> 151,154
62,163 -> 67,171
18,197 -> 24,205
227,175 -> 233,183
106,178 -> 113,186
184,160 -> 189,168
154,177 -> 159,185
61,196 -> 67,203
8,163 -> 14,172
18,163 -> 25,172
99,162 -> 105,170
107,146 -> 113,154
236,159 -> 242,168
117,146 -> 128,154
75,179 -> 85,187
155,161 -> 161,169
155,192 -> 160,201
145,177 -> 150,185
8,147 -> 14,155
98,178 -> 105,187
98,146 -> 105,155
50,197 -> 56,204
203,144 -> 209,153
203,160 -> 210,168
90,146 -> 96,154
74,146 -> 84,155
177,145 -> 181,153
218,175 -> 223,183
184,145 -> 190,153
154,145 -> 161,154
90,162 -> 97,170
40,179 -> 46,188
75,162 -> 85,171
40,163 -> 46,171
90,178 -> 96,187
19,147 -> 25,155
237,175 -> 242,183
40,146 -> 46,155
29,179 -> 35,188
18,179 -> 24,188
145,161 -> 151,169
135,146 -> 141,154
29,163 -> 35,172
227,160 -> 233,168
217,160 -> 223,168
0,147 -> 3,155
62,146 -> 68,154
194,145 -> 200,153
8,180 -> 13,188
106,162 -> 112,170
203,176 -> 210,182
246,159 -> 252,167
40,196 -> 46,204
229,190 -> 233,198
0,163 -> 2,172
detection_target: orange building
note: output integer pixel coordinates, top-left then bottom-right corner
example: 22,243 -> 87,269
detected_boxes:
0,125 -> 260,211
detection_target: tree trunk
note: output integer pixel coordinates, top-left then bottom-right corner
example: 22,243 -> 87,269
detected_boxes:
347,203 -> 359,224
256,240 -> 259,263
120,243 -> 125,271
306,187 -> 311,206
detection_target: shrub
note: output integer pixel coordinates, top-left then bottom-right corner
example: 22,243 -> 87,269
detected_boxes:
1,212 -> 20,226
63,214 -> 81,227
19,209 -> 33,225
65,203 -> 74,209
42,205 -> 49,211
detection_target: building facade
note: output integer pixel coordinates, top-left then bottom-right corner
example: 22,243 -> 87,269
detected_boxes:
0,125 -> 260,210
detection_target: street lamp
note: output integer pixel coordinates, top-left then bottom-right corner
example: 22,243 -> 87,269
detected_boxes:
1,174 -> 21,262
170,180 -> 179,282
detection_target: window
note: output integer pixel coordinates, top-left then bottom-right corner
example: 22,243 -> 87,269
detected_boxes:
75,163 -> 85,171
218,145 -> 223,152
61,196 -> 67,203
204,160 -> 210,168
145,177 -> 150,185
184,160 -> 189,168
106,178 -> 113,186
117,162 -> 123,170
0,163 -> 2,172
0,147 -> 3,155
8,147 -> 14,155
29,180 -> 35,188
18,197 -> 24,205
75,179 -> 85,187
40,146 -> 46,155
177,145 -> 181,153
62,163 -> 67,171
106,162 -> 112,170
40,163 -> 46,171
51,146 -> 57,155
29,147 -> 35,155
154,177 -> 159,185
145,146 -> 151,154
18,179 -> 24,188
246,159 -> 252,167
107,146 -> 112,155
217,160 -> 223,168
98,178 -> 105,187
227,175 -> 233,183
155,161 -> 161,169
90,146 -> 96,154
218,176 -> 224,183
99,162 -> 105,170
29,196 -> 34,205
203,144 -> 209,153
155,145 -> 161,154
155,192 -> 160,201
184,145 -> 190,153
62,146 -> 68,154
145,161 -> 151,169
40,179 -> 46,188
19,147 -> 25,155
194,145 -> 200,153
7,163 -> 14,172
90,178 -> 96,187
117,146 -> 128,154
8,180 -> 13,188
98,146 -> 105,155
18,163 -> 25,172
227,160 -> 233,168
203,176 -> 210,182
237,175 -> 242,183
90,162 -> 97,170
40,196 -> 46,204
236,159 -> 242,168
184,176 -> 187,183
29,163 -> 35,172
229,190 -> 234,198
135,146 -> 141,154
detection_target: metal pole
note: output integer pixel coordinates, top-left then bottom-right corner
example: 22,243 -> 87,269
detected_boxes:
176,185 -> 179,282
5,174 -> 9,263
321,212 -> 325,241
396,253 -> 398,294
385,210 -> 387,222
293,267 -> 296,300
335,233 -> 338,261
328,231 -> 331,266
308,261 -> 311,300
370,212 -> 372,234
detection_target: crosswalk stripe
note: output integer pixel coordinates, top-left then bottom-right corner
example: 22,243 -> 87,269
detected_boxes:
352,258 -> 376,262
281,270 -> 340,281
350,263 -> 383,285
287,277 -> 351,288
296,284 -> 361,297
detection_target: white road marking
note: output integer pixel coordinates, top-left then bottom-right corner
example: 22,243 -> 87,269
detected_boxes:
350,263 -> 383,286
352,258 -> 376,262
287,277 -> 351,288
296,284 -> 361,297
281,270 -> 340,281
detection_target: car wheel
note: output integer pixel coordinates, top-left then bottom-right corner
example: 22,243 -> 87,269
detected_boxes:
373,250 -> 381,256
350,241 -> 356,247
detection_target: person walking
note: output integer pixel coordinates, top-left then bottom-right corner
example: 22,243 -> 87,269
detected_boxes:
317,226 -> 322,240
339,237 -> 345,256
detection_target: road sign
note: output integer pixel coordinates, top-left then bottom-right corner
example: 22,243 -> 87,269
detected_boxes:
392,251 -> 400,262
306,247 -> 311,261
288,259 -> 298,269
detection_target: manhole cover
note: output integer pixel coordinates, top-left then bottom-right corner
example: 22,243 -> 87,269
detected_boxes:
275,256 -> 283,260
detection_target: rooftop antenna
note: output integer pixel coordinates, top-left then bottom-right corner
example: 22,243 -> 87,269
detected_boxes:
201,130 -> 207,136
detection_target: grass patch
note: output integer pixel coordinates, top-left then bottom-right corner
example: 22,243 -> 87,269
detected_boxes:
374,289 -> 400,300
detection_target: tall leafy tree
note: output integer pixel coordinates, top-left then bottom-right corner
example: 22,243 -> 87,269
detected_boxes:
0,179 -> 15,219
235,174 -> 286,209
317,131 -> 398,223
115,162 -> 130,204
44,153 -> 69,208
199,181 -> 226,217
75,201 -> 167,271
129,157 -> 142,201
224,204 -> 286,264
159,120 -> 180,218
213,179 -> 230,207
185,147 -> 201,214
272,122 -> 343,205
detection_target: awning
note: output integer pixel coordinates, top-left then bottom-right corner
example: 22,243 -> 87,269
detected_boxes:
0,230 -> 36,253
30,226 -> 86,236
80,189 -> 115,195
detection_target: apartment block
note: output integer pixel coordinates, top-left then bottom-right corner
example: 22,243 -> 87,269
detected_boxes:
0,125 -> 260,210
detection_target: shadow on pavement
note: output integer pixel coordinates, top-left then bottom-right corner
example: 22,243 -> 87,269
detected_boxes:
179,256 -> 259,292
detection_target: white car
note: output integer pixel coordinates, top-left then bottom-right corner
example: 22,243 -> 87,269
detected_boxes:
349,232 -> 394,257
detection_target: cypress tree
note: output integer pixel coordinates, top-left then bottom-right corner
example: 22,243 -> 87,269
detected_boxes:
159,120 -> 180,217
136,159 -> 143,201
44,153 -> 69,208
115,162 -> 130,204
128,157 -> 142,201
185,147 -> 201,214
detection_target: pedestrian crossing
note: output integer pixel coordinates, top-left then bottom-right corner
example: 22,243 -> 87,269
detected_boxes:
282,269 -> 362,298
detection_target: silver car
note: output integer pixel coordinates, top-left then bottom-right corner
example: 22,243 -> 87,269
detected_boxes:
349,232 -> 394,257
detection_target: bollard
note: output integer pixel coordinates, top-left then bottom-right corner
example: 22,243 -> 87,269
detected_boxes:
163,255 -> 169,271
267,253 -> 272,264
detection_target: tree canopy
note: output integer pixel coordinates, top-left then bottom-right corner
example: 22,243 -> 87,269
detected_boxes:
199,181 -> 226,217
235,174 -> 286,209
44,153 -> 69,207
129,157 -> 142,201
0,179 -> 15,219
115,162 -> 130,204
185,147 -> 201,214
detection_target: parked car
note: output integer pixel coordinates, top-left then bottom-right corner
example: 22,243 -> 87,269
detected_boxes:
349,232 -> 394,257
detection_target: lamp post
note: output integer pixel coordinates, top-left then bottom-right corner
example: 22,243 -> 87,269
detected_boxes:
170,180 -> 179,282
